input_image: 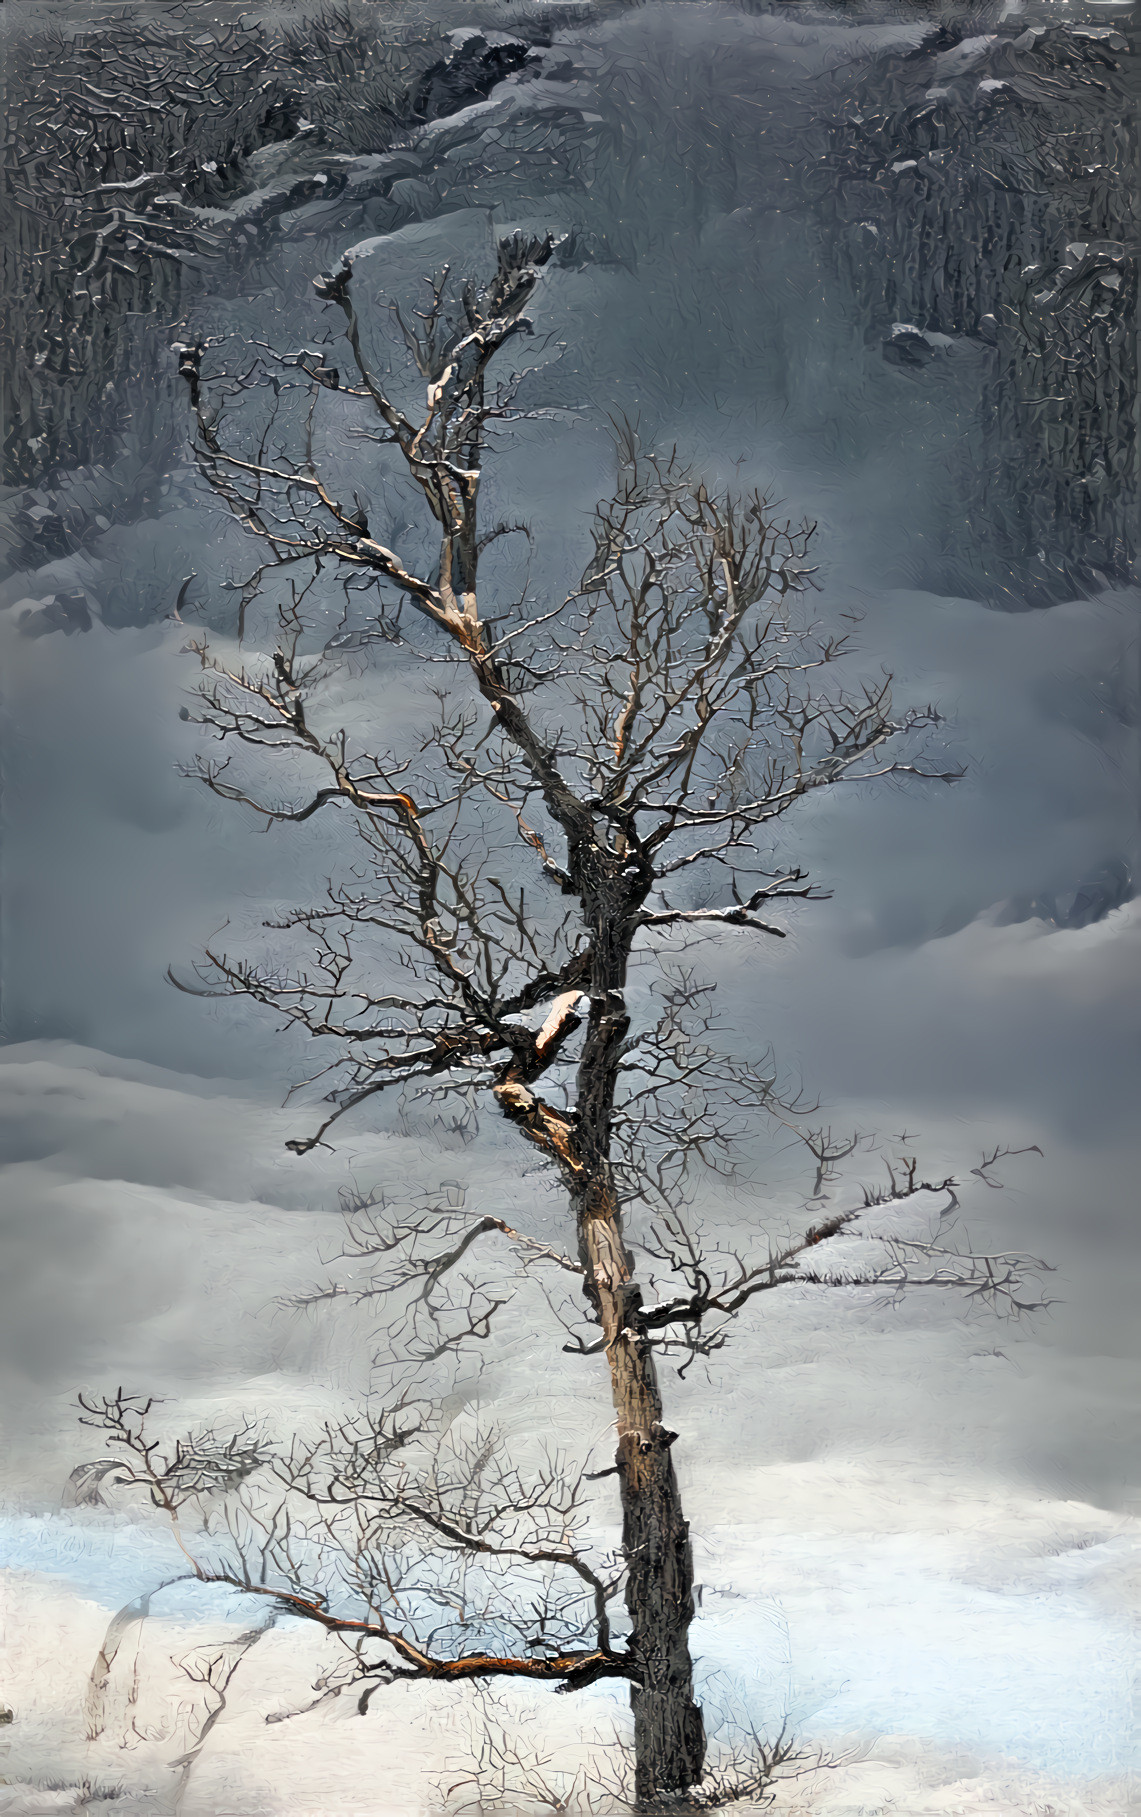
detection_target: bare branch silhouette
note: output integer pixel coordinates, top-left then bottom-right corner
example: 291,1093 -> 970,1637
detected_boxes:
77,239 -> 1043,1810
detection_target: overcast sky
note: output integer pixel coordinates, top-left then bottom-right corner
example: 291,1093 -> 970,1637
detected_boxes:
1,3 -> 1137,1809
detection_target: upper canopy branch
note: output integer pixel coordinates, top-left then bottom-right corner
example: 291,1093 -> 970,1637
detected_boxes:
174,243 -> 965,1171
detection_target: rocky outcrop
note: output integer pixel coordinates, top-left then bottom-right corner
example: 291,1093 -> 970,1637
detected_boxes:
404,30 -> 539,124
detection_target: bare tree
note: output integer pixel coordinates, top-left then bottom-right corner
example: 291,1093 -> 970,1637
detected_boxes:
79,233 -> 1049,1810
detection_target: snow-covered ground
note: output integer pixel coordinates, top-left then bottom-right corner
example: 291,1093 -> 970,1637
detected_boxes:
0,1041 -> 1137,1811
2,1469 -> 1137,1811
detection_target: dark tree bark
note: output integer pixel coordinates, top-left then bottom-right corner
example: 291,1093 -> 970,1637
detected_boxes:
573,914 -> 704,1801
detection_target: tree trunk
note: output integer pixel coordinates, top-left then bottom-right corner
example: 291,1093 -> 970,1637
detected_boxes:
567,887 -> 704,1802
577,1170 -> 705,1807
622,1424 -> 706,1807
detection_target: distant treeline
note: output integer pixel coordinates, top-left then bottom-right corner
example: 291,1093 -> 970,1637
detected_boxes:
811,6 -> 1138,602
0,0 -> 576,496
